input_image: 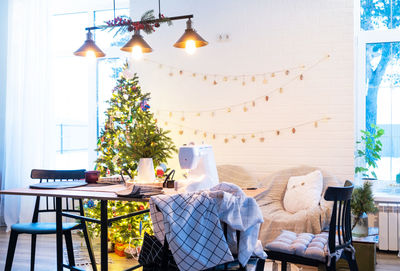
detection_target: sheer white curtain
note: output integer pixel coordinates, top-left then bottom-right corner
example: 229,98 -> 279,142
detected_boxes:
3,0 -> 55,229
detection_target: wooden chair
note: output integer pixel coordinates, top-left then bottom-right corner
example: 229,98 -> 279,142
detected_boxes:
4,169 -> 97,271
264,180 -> 358,271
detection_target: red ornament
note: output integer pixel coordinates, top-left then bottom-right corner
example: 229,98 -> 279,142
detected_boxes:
156,169 -> 164,177
139,205 -> 144,210
155,22 -> 160,27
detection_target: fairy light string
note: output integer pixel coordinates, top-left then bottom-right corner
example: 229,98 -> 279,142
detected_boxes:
156,117 -> 331,143
154,54 -> 330,118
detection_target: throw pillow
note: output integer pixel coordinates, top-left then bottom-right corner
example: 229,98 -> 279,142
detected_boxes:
283,170 -> 323,214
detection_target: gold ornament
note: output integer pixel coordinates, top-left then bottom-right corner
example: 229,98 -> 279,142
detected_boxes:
279,88 -> 283,93
203,132 -> 207,138
251,76 -> 255,82
196,112 -> 201,117
203,75 -> 207,80
212,134 -> 216,139
154,118 -> 158,123
292,128 -> 296,134
232,135 -> 237,139
223,76 -> 228,81
263,78 -> 268,84
224,138 -> 229,143
243,106 -> 248,112
194,130 -> 198,135
314,121 -> 318,128
181,116 -> 185,121
179,130 -> 184,135
241,138 -> 246,143
265,96 -> 269,101
276,130 -> 280,136
259,137 -> 265,142
193,73 -> 196,77
251,134 -> 255,138
164,121 -> 168,126
300,74 -> 304,80
211,112 -> 215,117
227,107 -> 231,113
271,73 -> 275,77
169,112 -> 173,117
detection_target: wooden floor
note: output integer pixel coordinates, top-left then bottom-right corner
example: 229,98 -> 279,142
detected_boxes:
0,226 -> 399,271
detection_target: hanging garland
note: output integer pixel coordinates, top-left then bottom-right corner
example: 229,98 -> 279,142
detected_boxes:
143,54 -> 329,87
156,117 -> 331,144
154,55 -> 330,119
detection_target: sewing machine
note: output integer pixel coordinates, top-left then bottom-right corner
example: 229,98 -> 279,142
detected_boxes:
177,144 -> 219,192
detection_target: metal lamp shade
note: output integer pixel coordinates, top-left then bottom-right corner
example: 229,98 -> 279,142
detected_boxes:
73,32 -> 105,57
121,31 -> 153,53
173,29 -> 208,48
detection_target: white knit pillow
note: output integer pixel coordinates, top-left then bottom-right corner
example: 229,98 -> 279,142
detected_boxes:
283,170 -> 323,213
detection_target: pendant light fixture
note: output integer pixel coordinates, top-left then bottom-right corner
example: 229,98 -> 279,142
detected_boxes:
121,29 -> 153,60
173,19 -> 208,55
73,30 -> 105,58
74,0 -> 208,58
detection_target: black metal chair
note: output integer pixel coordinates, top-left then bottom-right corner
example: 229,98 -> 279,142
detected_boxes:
264,180 -> 358,271
4,169 -> 97,271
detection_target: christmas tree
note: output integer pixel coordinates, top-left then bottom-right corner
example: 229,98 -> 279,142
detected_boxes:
85,64 -> 177,250
95,64 -> 177,176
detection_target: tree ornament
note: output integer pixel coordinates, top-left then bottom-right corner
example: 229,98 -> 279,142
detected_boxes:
285,70 -> 290,76
203,75 -> 207,80
279,88 -> 283,93
212,134 -> 216,140
211,112 -> 215,117
252,101 -> 256,107
232,135 -> 237,139
265,96 -> 269,101
192,73 -> 196,77
271,73 -> 275,77
259,137 -> 265,142
140,99 -> 150,111
243,106 -> 248,112
227,108 -> 231,113
300,74 -> 304,80
179,130 -> 184,135
276,130 -> 280,136
169,72 -> 174,76
181,116 -> 185,121
292,128 -> 296,134
169,112 -> 173,118
203,132 -> 207,138
179,70 -> 183,75
213,80 -> 218,85
251,76 -> 256,82
241,138 -> 246,143
224,138 -> 229,143
251,134 -> 255,138
314,121 -> 318,128
196,112 -> 201,117
242,80 -> 246,86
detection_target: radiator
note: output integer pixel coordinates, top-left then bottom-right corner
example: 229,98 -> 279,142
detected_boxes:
378,203 -> 400,251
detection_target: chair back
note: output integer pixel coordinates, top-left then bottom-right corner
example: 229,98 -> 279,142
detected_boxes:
30,169 -> 86,223
323,180 -> 354,254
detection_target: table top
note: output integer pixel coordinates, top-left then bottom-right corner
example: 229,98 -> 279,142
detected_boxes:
0,183 -> 265,202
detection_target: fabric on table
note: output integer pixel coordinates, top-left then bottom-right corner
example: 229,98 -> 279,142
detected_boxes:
150,182 -> 265,271
265,230 -> 329,262
255,166 -> 342,246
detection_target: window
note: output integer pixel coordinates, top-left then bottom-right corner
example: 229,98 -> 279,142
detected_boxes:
358,0 -> 400,180
51,8 -> 129,170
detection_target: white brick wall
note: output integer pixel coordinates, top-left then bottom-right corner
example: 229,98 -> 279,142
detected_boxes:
129,0 -> 354,182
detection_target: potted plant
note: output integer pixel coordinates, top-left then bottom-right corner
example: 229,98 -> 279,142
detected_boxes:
355,124 -> 384,180
350,181 -> 378,236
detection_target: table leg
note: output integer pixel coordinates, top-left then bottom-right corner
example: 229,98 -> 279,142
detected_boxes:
56,197 -> 63,271
100,200 -> 108,271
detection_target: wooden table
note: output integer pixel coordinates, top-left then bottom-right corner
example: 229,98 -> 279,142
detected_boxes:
0,184 -> 265,271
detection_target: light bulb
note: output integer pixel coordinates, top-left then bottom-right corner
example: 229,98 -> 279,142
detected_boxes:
131,45 -> 143,60
185,40 -> 196,55
86,50 -> 96,59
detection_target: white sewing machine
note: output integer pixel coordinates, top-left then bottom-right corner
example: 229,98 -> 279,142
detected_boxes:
176,144 -> 219,192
